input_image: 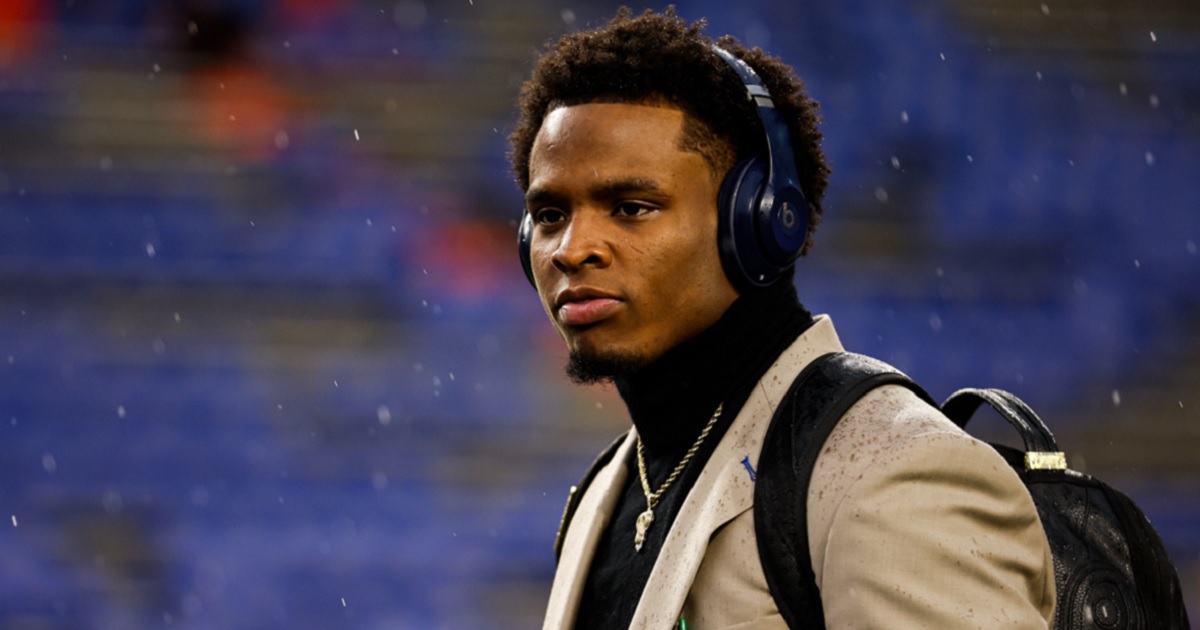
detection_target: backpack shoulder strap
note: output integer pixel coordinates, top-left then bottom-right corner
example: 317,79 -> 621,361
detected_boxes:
755,351 -> 932,628
554,431 -> 629,561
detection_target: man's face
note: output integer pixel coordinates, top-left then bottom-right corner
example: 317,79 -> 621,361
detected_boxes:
525,102 -> 739,379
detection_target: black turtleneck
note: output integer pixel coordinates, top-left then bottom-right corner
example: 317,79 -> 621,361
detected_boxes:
574,280 -> 812,629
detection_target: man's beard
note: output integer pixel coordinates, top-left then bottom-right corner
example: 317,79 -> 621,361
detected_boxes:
565,349 -> 646,385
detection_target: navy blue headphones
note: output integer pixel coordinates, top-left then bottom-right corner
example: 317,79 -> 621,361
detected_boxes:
517,44 -> 809,290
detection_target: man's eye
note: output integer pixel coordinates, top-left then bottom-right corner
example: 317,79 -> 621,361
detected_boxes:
534,208 -> 566,225
614,202 -> 654,218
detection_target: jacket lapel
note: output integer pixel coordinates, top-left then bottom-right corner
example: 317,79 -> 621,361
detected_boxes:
628,316 -> 844,629
543,433 -> 638,629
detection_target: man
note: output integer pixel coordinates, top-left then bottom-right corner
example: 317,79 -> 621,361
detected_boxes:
509,8 -> 1055,629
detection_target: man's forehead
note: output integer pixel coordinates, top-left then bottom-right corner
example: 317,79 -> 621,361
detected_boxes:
530,100 -> 727,189
536,102 -> 686,143
527,103 -> 707,194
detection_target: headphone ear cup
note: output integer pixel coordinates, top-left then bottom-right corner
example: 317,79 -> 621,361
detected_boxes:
718,156 -> 779,289
517,212 -> 536,287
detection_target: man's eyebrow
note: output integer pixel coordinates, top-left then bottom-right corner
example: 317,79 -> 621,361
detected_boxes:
525,177 -> 665,207
591,177 -> 664,198
524,186 -> 560,208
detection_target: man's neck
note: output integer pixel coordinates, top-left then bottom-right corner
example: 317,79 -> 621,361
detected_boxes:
615,280 -> 812,458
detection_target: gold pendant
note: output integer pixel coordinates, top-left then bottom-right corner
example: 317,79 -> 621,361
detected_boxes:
634,508 -> 655,552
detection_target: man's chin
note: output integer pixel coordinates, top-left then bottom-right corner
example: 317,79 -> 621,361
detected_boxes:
565,349 -> 647,385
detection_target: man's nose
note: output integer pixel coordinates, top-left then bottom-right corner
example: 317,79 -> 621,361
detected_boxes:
551,213 -> 613,274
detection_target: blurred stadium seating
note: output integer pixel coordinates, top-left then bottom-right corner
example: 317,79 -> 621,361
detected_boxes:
1,1 -> 1196,627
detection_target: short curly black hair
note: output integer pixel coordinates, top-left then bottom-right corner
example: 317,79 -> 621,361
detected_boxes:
508,7 -> 829,254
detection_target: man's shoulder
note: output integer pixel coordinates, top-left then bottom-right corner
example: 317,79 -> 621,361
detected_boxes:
806,383 -> 1056,625
837,382 -> 962,443
816,382 -> 1000,486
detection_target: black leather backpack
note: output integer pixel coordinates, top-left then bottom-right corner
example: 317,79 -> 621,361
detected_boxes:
757,352 -> 1191,629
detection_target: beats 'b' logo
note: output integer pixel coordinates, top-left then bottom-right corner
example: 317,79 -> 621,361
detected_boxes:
780,201 -> 797,231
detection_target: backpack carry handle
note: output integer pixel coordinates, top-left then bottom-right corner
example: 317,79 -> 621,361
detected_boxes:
942,388 -> 1066,470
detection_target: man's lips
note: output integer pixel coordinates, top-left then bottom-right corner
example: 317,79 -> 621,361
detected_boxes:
557,297 -> 622,327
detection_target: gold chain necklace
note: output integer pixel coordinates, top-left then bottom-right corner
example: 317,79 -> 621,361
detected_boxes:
633,403 -> 723,552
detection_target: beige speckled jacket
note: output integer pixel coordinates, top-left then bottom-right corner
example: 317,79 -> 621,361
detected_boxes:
544,315 -> 1055,629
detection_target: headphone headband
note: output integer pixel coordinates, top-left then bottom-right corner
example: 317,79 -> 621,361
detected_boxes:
710,44 -> 809,287
710,46 -> 804,224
